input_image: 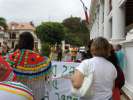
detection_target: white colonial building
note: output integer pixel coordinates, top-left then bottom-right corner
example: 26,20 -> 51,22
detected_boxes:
89,0 -> 133,99
0,26 -> 7,45
7,22 -> 41,50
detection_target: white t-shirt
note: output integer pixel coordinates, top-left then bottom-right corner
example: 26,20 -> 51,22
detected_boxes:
76,57 -> 117,100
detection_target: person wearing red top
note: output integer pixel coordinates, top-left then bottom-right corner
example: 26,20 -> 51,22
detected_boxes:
0,56 -> 16,81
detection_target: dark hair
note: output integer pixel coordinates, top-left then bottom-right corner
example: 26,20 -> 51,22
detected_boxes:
91,37 -> 110,58
117,44 -> 122,50
86,39 -> 93,59
13,44 -> 18,51
108,44 -> 118,67
18,32 -> 34,50
107,44 -> 125,89
88,39 -> 93,49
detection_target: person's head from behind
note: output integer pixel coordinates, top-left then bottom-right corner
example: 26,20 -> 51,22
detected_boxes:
109,44 -> 115,56
88,39 -> 93,50
91,37 -> 110,58
18,32 -> 34,50
114,44 -> 122,51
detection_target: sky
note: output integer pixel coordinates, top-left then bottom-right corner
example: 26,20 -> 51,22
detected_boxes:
0,0 -> 91,24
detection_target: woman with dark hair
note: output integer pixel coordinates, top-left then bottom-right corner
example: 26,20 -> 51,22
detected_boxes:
5,32 -> 52,100
81,39 -> 93,61
13,44 -> 18,52
71,37 -> 117,100
18,32 -> 34,50
107,44 -> 125,100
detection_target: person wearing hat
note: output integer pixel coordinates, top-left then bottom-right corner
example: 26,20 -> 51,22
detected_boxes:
0,56 -> 16,81
5,32 -> 52,100
0,56 -> 34,100
0,81 -> 33,100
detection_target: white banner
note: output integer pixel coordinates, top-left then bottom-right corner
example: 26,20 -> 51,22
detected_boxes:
44,61 -> 80,100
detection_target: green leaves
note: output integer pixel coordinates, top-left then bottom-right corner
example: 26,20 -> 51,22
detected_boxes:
36,17 -> 90,48
62,17 -> 90,46
0,17 -> 8,31
36,22 -> 66,44
62,17 -> 89,33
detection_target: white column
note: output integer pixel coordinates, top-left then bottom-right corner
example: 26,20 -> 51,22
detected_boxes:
104,0 -> 112,39
61,40 -> 65,53
99,1 -> 104,37
112,0 -> 125,40
96,14 -> 99,37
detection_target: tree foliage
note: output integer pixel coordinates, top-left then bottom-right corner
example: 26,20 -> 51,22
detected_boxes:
36,17 -> 90,47
0,17 -> 8,31
41,43 -> 51,56
62,16 -> 89,33
62,16 -> 90,46
36,22 -> 66,44
65,32 -> 89,46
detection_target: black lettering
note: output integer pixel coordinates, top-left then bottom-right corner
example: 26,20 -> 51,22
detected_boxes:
43,91 -> 49,100
55,92 -> 60,100
69,67 -> 74,75
52,80 -> 58,89
62,65 -> 67,74
52,65 -> 57,77
67,96 -> 72,100
61,95 -> 66,100
73,97 -> 78,100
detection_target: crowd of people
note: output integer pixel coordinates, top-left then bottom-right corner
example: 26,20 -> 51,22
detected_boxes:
0,31 -> 126,100
0,32 -> 51,100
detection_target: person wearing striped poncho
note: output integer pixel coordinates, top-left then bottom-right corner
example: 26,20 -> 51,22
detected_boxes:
5,32 -> 52,100
0,56 -> 16,81
0,56 -> 33,100
0,81 -> 33,100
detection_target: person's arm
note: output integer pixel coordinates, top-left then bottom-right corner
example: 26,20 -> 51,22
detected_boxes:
70,60 -> 90,89
113,66 -> 117,90
71,69 -> 84,89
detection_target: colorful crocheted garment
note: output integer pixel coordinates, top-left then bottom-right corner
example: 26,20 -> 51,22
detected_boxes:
0,56 -> 16,81
5,49 -> 51,82
0,81 -> 33,100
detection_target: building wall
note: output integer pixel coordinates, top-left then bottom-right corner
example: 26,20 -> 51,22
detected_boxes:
7,30 -> 41,50
0,31 -> 4,44
123,42 -> 133,99
89,0 -> 133,99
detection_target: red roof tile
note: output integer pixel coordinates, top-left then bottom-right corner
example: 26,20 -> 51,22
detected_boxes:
8,22 -> 35,31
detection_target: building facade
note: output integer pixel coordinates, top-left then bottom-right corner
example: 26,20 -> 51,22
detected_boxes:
0,27 -> 6,45
89,0 -> 133,99
7,22 -> 41,50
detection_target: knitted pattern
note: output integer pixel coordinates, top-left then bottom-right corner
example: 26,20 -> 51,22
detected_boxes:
5,49 -> 51,82
0,81 -> 33,100
0,56 -> 16,81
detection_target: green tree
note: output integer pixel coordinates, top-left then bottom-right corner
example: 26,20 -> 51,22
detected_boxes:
0,17 -> 7,31
41,43 -> 51,56
62,16 -> 90,46
62,16 -> 89,33
36,22 -> 66,44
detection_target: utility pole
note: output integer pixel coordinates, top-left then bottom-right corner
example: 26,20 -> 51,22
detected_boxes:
80,0 -> 89,24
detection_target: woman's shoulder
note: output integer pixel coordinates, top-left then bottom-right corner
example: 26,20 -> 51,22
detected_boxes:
6,49 -> 51,67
